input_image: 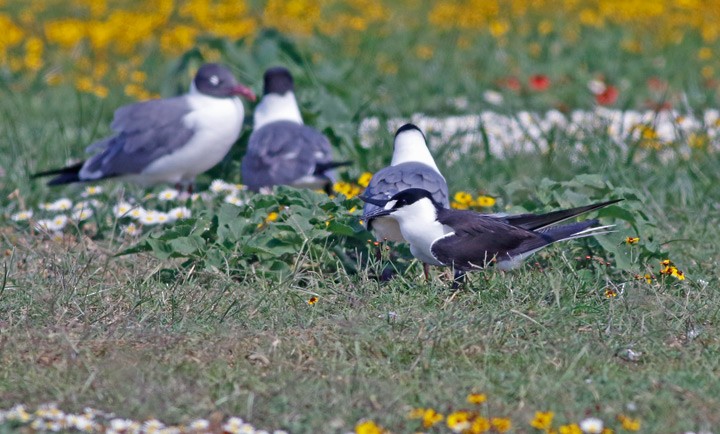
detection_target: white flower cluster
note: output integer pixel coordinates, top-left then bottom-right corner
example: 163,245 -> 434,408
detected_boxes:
359,108 -> 720,160
0,403 -> 289,434
210,179 -> 247,206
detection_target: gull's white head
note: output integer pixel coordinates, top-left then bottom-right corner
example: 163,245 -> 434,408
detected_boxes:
253,66 -> 303,130
390,123 -> 441,173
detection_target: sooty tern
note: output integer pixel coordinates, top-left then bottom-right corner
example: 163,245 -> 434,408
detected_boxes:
361,188 -> 621,276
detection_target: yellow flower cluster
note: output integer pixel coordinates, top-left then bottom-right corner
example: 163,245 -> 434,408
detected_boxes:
333,181 -> 363,199
0,0 -> 715,100
659,259 -> 686,280
355,419 -> 387,434
408,393 -> 511,433
617,415 -> 641,431
428,0 -> 720,47
451,191 -> 497,210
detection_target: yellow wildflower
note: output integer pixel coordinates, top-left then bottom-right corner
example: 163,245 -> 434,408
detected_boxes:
408,408 -> 425,419
75,77 -> 94,93
266,212 -> 279,222
538,20 -> 553,35
625,236 -> 639,245
453,191 -> 473,205
617,415 -> 640,431
559,424 -> 582,434
421,408 -> 443,428
491,418 -> 512,433
307,296 -> 318,305
698,47 -> 712,60
470,416 -> 490,433
446,410 -> 473,432
415,44 -> 434,60
475,196 -> 496,207
466,393 -> 487,404
358,172 -> 373,188
530,411 -> 554,430
671,268 -> 686,280
355,420 -> 385,434
604,288 -> 618,298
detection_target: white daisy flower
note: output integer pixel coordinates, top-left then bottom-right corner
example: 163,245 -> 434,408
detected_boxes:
11,210 -> 33,221
42,198 -> 73,211
238,423 -> 256,434
7,404 -> 31,422
222,417 -> 245,434
122,223 -> 141,236
483,90 -> 504,105
210,179 -> 232,193
189,419 -> 210,430
139,210 -> 161,225
73,200 -> 100,210
36,215 -> 69,231
587,79 -> 607,95
109,418 -> 134,431
579,417 -> 604,433
81,185 -> 103,197
142,419 -> 165,433
66,414 -> 95,431
169,207 -> 192,220
112,201 -> 134,218
156,212 -> 173,224
158,188 -> 179,201
72,208 -> 94,221
224,195 -> 244,206
127,207 -> 147,220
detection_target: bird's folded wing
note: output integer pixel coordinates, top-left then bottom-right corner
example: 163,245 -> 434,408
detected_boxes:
81,100 -> 196,178
362,162 -> 449,217
85,97 -> 193,154
432,210 -> 543,267
241,121 -> 334,189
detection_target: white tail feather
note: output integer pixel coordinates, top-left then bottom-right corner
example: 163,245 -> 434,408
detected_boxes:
560,224 -> 617,241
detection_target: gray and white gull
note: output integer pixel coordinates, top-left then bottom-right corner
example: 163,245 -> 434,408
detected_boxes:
241,66 -> 348,193
34,63 -> 256,189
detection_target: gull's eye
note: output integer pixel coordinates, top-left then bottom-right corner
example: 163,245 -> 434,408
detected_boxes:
209,75 -> 220,86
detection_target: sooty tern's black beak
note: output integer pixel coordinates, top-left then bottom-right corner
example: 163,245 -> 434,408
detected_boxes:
358,195 -> 394,219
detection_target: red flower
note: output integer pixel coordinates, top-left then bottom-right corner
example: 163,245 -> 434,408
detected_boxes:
529,74 -> 551,91
595,85 -> 618,105
646,76 -> 667,92
498,76 -> 521,92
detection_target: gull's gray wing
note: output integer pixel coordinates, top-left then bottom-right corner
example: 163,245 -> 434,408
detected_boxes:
85,97 -> 194,153
80,97 -> 195,177
362,161 -> 449,218
241,120 -> 334,191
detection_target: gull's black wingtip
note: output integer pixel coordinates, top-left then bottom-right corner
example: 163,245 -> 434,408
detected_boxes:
31,161 -> 84,186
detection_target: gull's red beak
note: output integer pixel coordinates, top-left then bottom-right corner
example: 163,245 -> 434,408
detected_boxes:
231,84 -> 257,102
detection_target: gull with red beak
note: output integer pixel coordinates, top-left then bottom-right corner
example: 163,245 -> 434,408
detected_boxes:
34,63 -> 256,190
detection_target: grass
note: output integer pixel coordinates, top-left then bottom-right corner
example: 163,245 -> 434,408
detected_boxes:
2,6 -> 720,433
2,235 -> 719,432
